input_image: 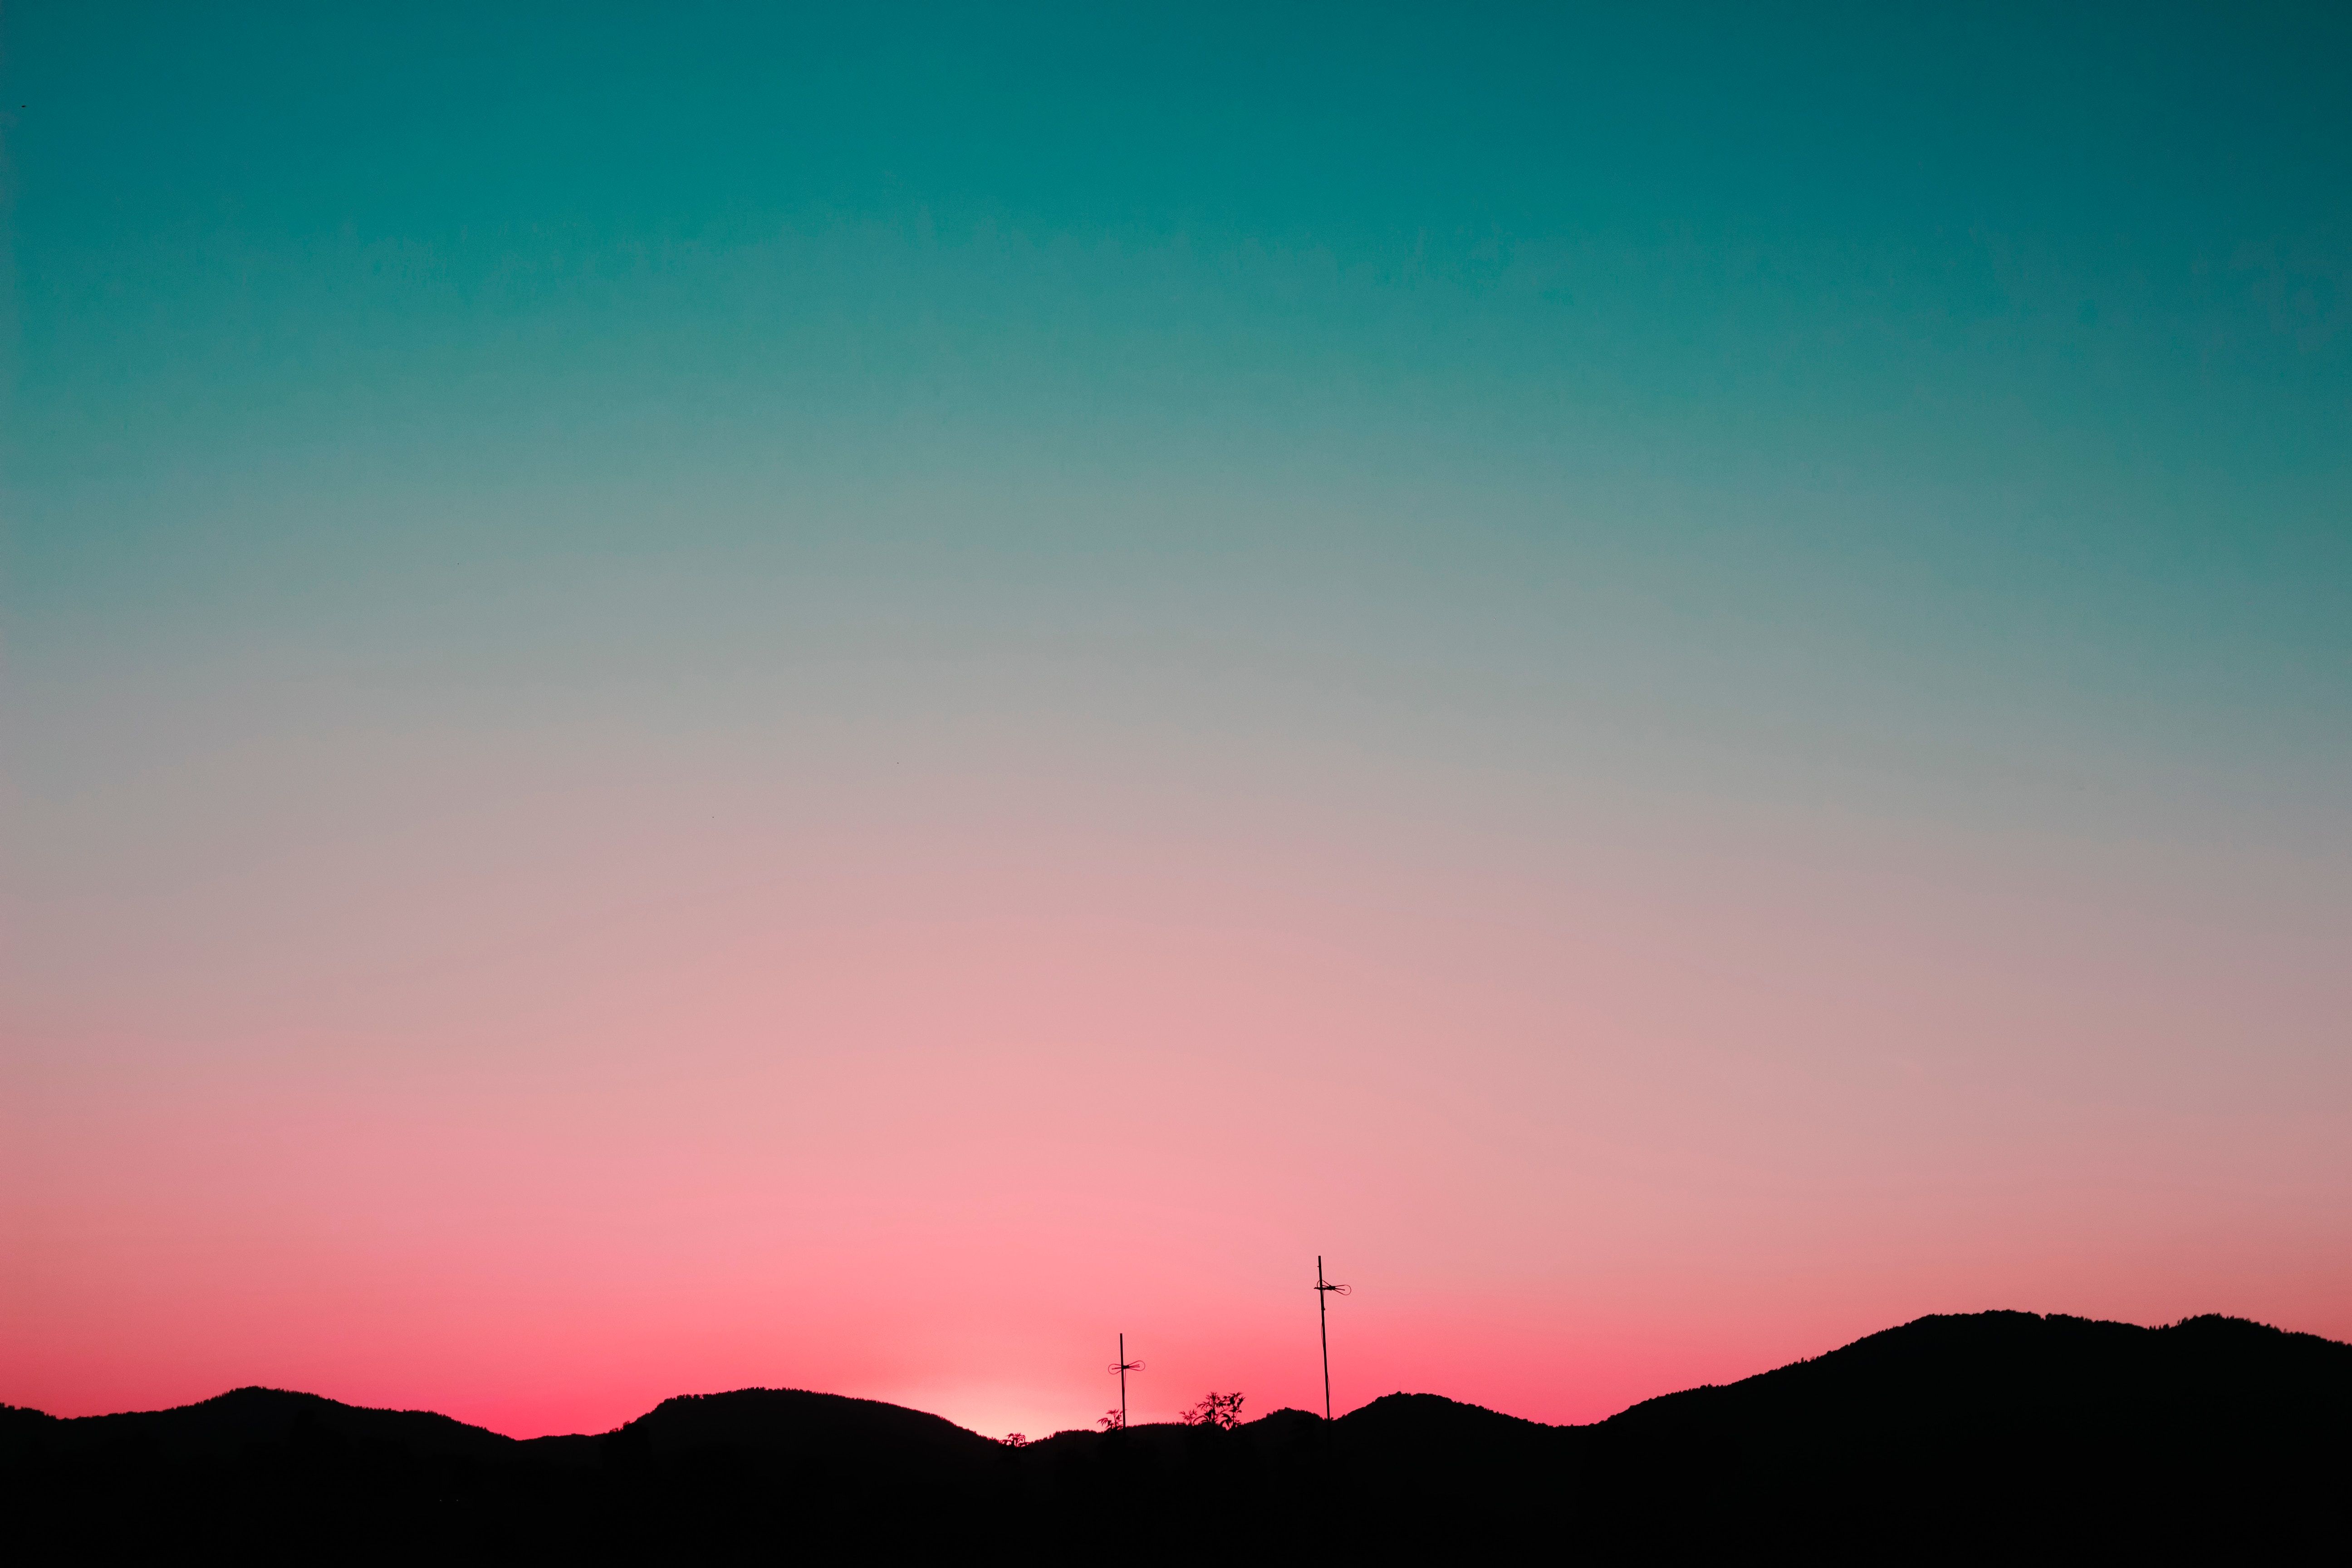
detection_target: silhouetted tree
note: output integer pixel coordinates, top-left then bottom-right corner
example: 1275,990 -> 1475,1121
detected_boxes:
1181,1392 -> 1245,1430
1097,1408 -> 1125,1431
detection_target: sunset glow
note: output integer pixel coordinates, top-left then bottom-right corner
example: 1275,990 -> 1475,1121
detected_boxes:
5,3 -> 2347,1440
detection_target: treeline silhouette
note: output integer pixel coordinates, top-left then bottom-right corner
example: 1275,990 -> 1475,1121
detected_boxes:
5,1312 -> 2345,1563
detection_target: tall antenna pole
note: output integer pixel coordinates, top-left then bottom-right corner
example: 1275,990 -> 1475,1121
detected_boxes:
1315,1256 -> 1351,1421
1110,1333 -> 1144,1429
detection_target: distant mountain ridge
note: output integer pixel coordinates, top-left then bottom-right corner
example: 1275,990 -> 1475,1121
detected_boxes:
1611,1308 -> 2351,1431
0,1385 -> 534,1465
7,1311 -> 2346,1563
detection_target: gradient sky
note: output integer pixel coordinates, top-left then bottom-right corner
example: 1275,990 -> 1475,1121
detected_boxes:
4,2 -> 2348,1441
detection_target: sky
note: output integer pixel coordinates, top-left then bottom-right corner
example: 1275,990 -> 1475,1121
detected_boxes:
3,1 -> 2348,1441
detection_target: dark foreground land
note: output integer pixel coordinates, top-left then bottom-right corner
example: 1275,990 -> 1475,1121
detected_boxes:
5,1311 -> 2347,1563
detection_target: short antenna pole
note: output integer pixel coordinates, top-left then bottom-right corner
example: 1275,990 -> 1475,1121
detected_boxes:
1110,1333 -> 1144,1430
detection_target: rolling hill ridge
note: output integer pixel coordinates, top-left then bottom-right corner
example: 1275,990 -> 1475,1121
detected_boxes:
6,1310 -> 2345,1562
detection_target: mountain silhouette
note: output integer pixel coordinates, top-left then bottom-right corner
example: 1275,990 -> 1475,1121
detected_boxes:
0,1385 -> 527,1465
5,1311 -> 2344,1563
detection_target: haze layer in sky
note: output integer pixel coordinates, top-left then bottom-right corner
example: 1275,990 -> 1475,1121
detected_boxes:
4,2 -> 2348,1440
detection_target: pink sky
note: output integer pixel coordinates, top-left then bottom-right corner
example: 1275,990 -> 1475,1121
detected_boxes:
9,719 -> 2344,1439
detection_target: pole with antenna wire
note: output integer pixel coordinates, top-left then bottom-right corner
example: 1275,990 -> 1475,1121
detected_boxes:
1315,1256 -> 1351,1422
1109,1333 -> 1143,1430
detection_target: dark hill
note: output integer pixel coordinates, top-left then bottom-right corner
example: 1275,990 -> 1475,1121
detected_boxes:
1581,1312 -> 2352,1560
0,1385 -> 521,1465
1608,1309 -> 2352,1439
608,1385 -> 1001,1463
5,1311 -> 2345,1563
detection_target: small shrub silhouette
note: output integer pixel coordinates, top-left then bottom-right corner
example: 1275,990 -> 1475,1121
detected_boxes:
1180,1392 -> 1245,1430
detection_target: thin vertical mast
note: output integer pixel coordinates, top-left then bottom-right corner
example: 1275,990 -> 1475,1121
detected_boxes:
1109,1334 -> 1142,1429
1314,1256 -> 1350,1422
1319,1257 -> 1330,1421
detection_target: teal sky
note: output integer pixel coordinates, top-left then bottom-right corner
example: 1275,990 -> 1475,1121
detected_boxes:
12,3 -> 2349,735
5,4 -> 2349,1432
